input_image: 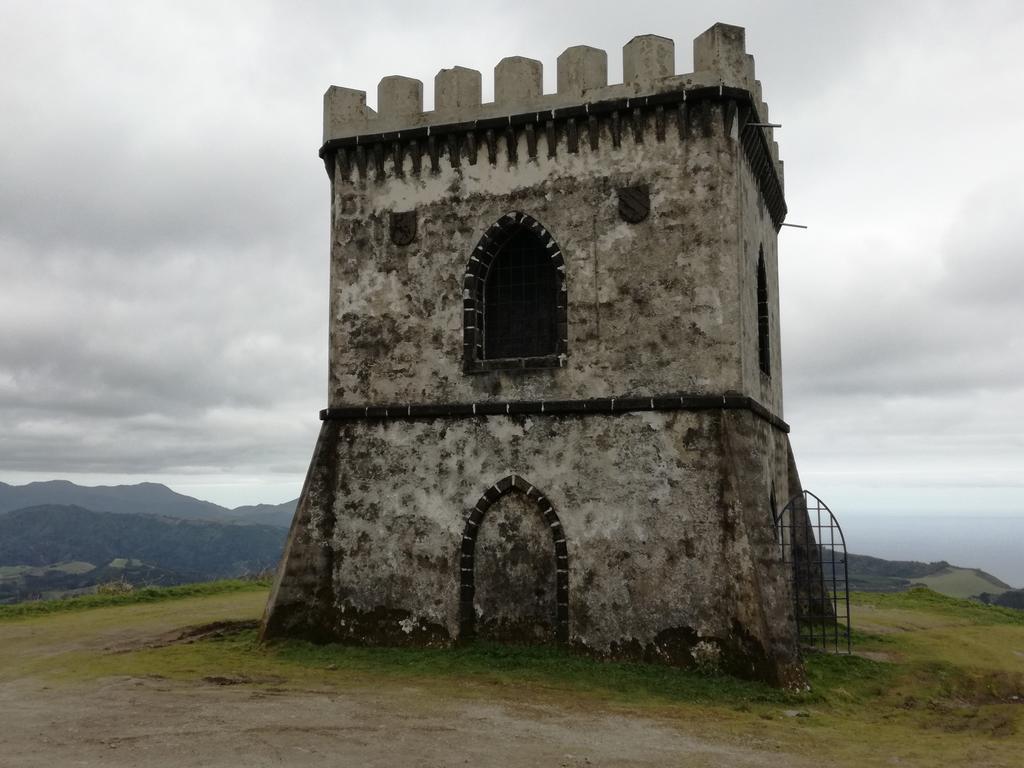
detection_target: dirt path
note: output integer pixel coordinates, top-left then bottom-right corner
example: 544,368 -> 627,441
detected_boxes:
0,674 -> 807,768
0,595 -> 818,767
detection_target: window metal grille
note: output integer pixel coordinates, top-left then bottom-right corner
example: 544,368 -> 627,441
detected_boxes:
483,228 -> 558,360
757,249 -> 771,377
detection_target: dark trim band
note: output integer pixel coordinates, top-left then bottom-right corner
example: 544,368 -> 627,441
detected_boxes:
320,393 -> 789,433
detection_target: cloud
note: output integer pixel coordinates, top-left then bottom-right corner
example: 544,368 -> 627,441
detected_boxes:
783,176 -> 1024,399
1,1 -> 1022,511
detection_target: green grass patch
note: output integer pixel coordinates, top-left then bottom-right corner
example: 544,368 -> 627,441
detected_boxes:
42,622 -> 806,709
852,587 -> 1024,625
911,567 -> 1008,599
263,636 -> 801,707
803,650 -> 894,704
104,626 -> 911,714
0,579 -> 270,621
52,560 -> 97,575
845,623 -> 896,647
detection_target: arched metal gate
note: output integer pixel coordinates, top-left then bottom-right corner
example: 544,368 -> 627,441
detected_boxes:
775,490 -> 851,654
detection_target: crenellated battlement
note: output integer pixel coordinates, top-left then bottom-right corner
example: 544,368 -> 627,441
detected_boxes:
323,24 -> 775,152
320,23 -> 784,223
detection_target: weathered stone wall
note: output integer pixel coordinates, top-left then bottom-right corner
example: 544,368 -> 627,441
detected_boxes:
328,101 -> 746,407
263,409 -> 803,684
735,143 -> 785,416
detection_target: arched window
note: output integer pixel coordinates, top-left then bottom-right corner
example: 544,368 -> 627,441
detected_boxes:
484,228 -> 557,359
757,247 -> 771,377
463,213 -> 567,372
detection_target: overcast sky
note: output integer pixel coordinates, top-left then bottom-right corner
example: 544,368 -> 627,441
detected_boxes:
2,1 -> 1023,526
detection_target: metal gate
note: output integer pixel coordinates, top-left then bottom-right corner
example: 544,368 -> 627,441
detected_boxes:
775,490 -> 851,654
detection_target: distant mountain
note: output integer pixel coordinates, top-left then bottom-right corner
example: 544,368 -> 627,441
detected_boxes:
0,504 -> 287,603
0,480 -> 297,527
0,480 -> 228,521
846,552 -> 951,592
228,500 -> 297,528
846,551 -> 1011,598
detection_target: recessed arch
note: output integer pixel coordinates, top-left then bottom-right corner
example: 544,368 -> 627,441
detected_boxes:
462,212 -> 568,372
458,474 -> 569,644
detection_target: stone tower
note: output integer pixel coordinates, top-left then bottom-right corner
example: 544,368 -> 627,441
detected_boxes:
262,23 -> 806,686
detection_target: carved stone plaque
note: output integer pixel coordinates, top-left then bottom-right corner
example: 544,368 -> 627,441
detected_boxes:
617,184 -> 650,223
389,210 -> 417,246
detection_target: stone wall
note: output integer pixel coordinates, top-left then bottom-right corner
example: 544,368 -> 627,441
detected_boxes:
263,409 -> 802,685
735,136 -> 785,416
328,99 -> 756,407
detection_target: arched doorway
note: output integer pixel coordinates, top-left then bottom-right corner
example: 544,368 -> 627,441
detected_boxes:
459,474 -> 569,644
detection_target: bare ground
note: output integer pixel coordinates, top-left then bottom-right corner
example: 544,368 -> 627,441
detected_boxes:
0,674 -> 810,768
5,590 -> 1020,767
0,596 -> 812,768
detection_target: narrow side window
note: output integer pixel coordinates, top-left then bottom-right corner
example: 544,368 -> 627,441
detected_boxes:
757,246 -> 771,377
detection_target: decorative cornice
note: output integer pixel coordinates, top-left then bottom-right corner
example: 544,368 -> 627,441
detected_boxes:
320,392 -> 789,433
319,86 -> 786,229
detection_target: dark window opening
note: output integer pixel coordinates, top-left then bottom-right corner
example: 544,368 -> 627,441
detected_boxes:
462,212 -> 567,373
483,228 -> 558,360
757,247 -> 771,377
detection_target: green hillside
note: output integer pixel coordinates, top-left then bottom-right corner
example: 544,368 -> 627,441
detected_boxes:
0,505 -> 285,603
845,551 -> 948,591
846,551 -> 1010,600
910,565 -> 1011,599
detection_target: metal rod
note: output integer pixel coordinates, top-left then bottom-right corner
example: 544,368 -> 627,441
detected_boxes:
831,518 -> 839,651
747,122 -> 782,128
780,223 -> 808,229
817,502 -> 826,648
845,554 -> 852,654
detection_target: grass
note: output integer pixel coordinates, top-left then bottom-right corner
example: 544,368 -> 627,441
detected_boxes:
60,626 -> 800,711
270,637 -> 799,706
0,578 -> 269,620
54,560 -> 98,574
0,560 -> 97,579
1,583 -> 1022,766
852,586 -> 1024,625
